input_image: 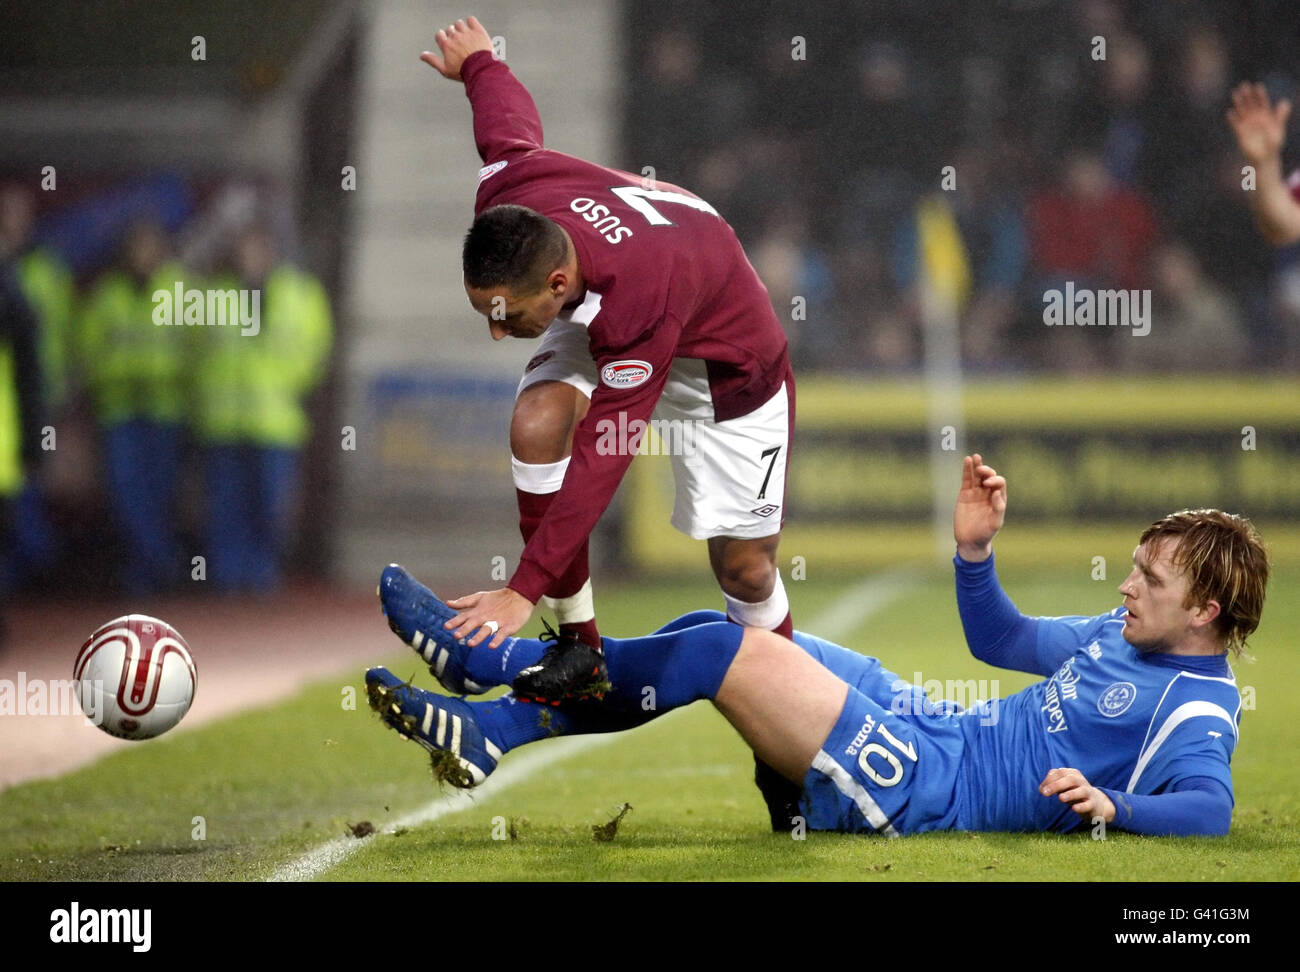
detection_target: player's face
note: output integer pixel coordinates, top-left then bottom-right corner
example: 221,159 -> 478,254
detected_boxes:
1116,540 -> 1201,652
465,283 -> 561,341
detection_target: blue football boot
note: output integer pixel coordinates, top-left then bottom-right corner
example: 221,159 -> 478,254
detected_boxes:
365,667 -> 501,788
378,564 -> 490,695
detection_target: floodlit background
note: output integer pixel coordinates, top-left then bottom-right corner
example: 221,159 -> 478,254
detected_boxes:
0,1 -> 1297,884
2,0 -> 1298,606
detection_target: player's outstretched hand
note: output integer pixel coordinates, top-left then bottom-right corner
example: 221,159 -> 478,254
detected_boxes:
1227,81 -> 1291,165
420,16 -> 493,82
444,586 -> 533,649
953,453 -> 1006,562
1039,767 -> 1116,824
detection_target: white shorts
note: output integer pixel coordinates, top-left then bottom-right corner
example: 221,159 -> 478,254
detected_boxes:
518,319 -> 790,540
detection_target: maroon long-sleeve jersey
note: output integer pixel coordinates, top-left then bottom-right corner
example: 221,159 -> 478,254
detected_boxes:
459,50 -> 792,603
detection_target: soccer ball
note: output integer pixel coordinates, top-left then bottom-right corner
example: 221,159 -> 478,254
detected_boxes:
74,614 -> 197,740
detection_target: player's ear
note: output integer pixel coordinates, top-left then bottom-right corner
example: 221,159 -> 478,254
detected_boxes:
1191,598 -> 1221,630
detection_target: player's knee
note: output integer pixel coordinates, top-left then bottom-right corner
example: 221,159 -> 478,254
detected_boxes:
740,626 -> 783,651
715,556 -> 778,603
510,386 -> 578,463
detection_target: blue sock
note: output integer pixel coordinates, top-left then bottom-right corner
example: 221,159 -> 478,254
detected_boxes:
603,620 -> 743,711
464,634 -> 545,689
463,610 -> 735,690
472,620 -> 745,754
472,694 -> 572,752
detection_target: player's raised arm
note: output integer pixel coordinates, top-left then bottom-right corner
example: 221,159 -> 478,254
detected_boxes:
1226,81 -> 1300,246
953,453 -> 1006,563
421,15 -> 544,163
419,16 -> 492,81
951,454 -> 1059,675
951,455 -> 1107,675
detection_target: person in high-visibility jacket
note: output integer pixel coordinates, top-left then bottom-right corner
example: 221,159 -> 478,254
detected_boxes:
193,224 -> 332,592
76,220 -> 188,594
0,187 -> 73,407
0,257 -> 44,647
0,185 -> 73,582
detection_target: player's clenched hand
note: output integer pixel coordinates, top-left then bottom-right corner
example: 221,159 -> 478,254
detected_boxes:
1227,82 -> 1291,165
953,453 -> 1006,562
420,16 -> 494,82
1039,767 -> 1115,824
444,587 -> 533,649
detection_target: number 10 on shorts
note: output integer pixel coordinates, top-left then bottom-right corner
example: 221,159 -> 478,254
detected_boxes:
858,722 -> 918,788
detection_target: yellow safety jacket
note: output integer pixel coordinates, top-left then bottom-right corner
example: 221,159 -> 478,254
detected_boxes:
189,265 -> 332,446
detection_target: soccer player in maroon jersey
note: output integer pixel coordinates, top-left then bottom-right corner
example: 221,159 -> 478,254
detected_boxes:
1227,81 -> 1300,245
415,17 -> 796,728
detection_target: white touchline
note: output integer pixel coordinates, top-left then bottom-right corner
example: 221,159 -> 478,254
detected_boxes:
267,570 -> 920,882
808,570 -> 922,643
266,735 -> 619,882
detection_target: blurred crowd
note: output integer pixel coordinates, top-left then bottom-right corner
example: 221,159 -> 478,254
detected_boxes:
0,182 -> 332,624
626,0 -> 1300,373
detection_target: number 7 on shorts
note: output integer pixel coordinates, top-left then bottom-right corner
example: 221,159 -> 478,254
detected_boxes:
758,445 -> 782,500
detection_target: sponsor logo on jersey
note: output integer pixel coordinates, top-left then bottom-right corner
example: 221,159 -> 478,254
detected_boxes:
1042,657 -> 1081,733
524,350 -> 555,374
1087,640 -> 1103,659
1098,681 -> 1137,718
601,360 -> 652,388
477,160 -> 508,187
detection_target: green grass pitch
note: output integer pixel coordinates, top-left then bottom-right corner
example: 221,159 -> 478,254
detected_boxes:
2,565 -> 1297,882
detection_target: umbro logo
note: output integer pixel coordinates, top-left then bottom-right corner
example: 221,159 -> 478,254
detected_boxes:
750,504 -> 780,517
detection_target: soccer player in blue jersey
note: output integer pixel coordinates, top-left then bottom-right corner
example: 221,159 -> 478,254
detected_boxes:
368,454 -> 1268,836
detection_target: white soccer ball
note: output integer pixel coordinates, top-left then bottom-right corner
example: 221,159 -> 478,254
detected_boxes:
73,614 -> 197,740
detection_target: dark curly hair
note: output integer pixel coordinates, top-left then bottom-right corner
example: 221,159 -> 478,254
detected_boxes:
462,204 -> 568,294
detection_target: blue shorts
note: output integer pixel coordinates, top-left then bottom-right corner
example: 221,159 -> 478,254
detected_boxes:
791,634 -> 968,836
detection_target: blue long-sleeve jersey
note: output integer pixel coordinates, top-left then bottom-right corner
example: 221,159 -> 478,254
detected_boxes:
951,554 -> 1239,836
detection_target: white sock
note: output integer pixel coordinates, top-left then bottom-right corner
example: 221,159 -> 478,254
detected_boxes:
514,456 -> 595,625
511,455 -> 569,494
723,570 -> 788,630
541,578 -> 596,625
